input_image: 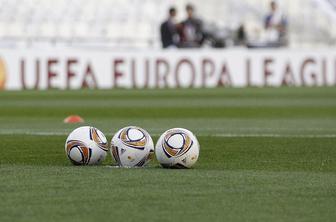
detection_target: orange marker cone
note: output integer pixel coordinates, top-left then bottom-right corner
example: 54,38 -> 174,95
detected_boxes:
64,115 -> 84,123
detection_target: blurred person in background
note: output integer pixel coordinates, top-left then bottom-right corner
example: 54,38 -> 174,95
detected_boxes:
160,7 -> 180,48
179,4 -> 204,48
264,0 -> 288,47
235,24 -> 247,46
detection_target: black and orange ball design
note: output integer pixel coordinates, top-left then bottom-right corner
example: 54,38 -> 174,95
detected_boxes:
66,140 -> 92,165
90,127 -> 108,151
162,130 -> 193,158
118,127 -> 147,150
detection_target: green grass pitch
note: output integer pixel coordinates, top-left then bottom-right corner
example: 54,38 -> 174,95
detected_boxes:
0,88 -> 336,222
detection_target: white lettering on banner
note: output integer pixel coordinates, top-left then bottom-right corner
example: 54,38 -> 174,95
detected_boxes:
0,49 -> 335,90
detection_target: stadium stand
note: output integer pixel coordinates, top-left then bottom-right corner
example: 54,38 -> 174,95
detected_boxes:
327,0 -> 336,9
0,0 -> 335,48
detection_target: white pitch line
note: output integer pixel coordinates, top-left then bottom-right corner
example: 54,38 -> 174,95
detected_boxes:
0,131 -> 335,138
211,133 -> 336,138
0,131 -> 69,136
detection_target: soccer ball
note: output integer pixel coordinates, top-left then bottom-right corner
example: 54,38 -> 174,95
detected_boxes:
110,126 -> 154,167
65,126 -> 108,165
155,128 -> 199,169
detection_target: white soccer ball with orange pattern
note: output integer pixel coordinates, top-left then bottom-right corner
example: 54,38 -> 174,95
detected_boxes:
155,128 -> 199,169
110,126 -> 154,167
65,126 -> 108,165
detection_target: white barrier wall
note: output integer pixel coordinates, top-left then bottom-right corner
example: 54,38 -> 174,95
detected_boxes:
0,48 -> 335,90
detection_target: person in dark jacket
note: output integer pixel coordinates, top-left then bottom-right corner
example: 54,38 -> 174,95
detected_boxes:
160,7 -> 180,48
179,4 -> 204,48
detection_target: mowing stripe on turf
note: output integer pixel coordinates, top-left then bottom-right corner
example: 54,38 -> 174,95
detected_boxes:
0,131 -> 335,138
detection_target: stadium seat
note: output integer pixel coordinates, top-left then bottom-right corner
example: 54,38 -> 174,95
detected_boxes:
0,0 -> 334,48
